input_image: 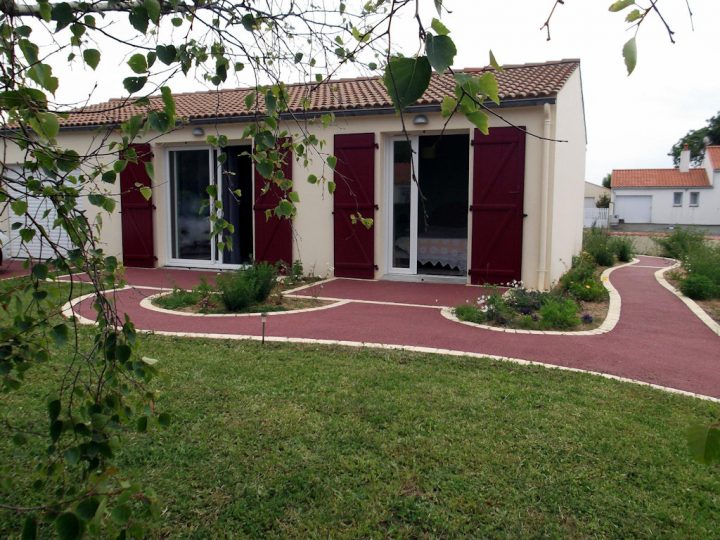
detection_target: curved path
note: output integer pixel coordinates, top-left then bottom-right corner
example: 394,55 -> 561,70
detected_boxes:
66,256 -> 720,399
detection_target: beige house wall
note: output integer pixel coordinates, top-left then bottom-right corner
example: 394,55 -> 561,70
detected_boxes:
547,69 -> 587,286
3,87 -> 585,291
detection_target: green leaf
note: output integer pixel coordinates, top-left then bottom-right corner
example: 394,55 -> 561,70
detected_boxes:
111,504 -> 132,525
56,513 -> 82,540
256,161 -> 273,179
64,446 -> 81,466
440,96 -> 457,117
144,0 -> 161,24
137,416 -> 148,432
48,399 -> 61,421
622,37 -> 637,75
609,0 -> 635,11
434,0 -> 443,16
294,52 -> 303,64
31,263 -> 48,280
82,48 -> 100,70
687,424 -> 720,464
158,413 -> 171,427
275,199 -> 294,217
51,323 -> 69,346
128,6 -> 149,33
139,186 -> 152,200
307,174 -> 317,184
426,34 -> 456,74
28,111 -> 59,140
326,155 -> 337,170
244,92 -> 255,109
124,77 -> 147,94
156,44 -> 177,65
76,497 -> 100,521
383,56 -> 432,112
128,53 -> 148,74
19,228 -> 35,243
22,515 -> 37,540
477,72 -> 500,104
467,111 -> 489,135
160,86 -> 175,117
11,200 -> 28,216
13,433 -> 28,446
328,181 -> 336,194
489,50 -> 503,72
116,344 -> 132,363
50,2 -> 74,31
288,191 -> 300,203
430,18 -> 450,36
38,0 -> 51,22
625,8 -> 642,22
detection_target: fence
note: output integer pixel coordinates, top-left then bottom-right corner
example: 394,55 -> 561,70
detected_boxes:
584,207 -> 609,228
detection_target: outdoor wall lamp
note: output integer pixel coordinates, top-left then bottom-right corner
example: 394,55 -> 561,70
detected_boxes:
413,114 -> 429,126
192,127 -> 205,137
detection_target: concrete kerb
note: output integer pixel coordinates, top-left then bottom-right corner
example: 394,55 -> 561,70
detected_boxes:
655,261 -> 720,337
439,258 -> 637,336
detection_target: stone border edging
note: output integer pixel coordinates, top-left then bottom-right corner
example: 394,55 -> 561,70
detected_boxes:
655,261 -> 720,337
139,290 -> 349,317
439,258 -> 637,335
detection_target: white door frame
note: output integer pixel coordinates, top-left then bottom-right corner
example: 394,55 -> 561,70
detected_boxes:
164,145 -> 244,269
386,135 -> 419,275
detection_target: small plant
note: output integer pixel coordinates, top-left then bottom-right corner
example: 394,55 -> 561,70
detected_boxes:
583,227 -> 614,266
289,259 -> 304,283
653,227 -> 706,259
595,193 -> 611,208
539,297 -> 580,329
558,252 -> 606,302
609,236 -> 634,262
680,274 -> 717,300
156,287 -> 200,310
581,313 -> 594,324
454,304 -> 486,324
567,279 -> 606,302
217,263 -> 277,312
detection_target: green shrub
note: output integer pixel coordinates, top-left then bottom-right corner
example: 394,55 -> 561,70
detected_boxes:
217,263 -> 277,312
558,253 -> 606,302
155,287 -> 200,310
217,273 -> 257,311
583,227 -> 614,266
454,304 -> 487,324
680,274 -> 717,300
567,279 -> 606,302
653,227 -> 706,259
539,297 -> 580,329
609,236 -> 635,262
681,243 -> 720,299
505,288 -> 546,313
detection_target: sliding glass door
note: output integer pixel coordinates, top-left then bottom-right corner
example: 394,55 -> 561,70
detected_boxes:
168,146 -> 253,267
388,134 -> 469,277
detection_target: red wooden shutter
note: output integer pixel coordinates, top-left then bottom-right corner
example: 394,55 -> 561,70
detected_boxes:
253,139 -> 293,265
469,127 -> 526,285
333,133 -> 376,279
120,143 -> 156,267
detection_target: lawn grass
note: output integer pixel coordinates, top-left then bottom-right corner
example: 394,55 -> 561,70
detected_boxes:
2,331 -> 720,537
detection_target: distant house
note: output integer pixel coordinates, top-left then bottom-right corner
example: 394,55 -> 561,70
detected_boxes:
611,146 -> 720,225
583,182 -> 610,228
584,181 -> 610,209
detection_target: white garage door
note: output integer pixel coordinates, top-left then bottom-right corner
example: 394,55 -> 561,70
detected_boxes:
615,195 -> 652,224
5,169 -> 77,260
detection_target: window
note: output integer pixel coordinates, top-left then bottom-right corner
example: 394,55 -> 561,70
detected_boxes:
690,192 -> 699,207
673,192 -> 683,206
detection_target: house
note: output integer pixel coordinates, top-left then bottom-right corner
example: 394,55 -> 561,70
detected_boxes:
611,146 -> 720,226
1,59 -> 586,290
584,181 -> 610,209
584,181 -> 610,228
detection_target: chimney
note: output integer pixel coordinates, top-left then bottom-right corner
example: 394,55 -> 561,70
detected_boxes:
679,143 -> 690,173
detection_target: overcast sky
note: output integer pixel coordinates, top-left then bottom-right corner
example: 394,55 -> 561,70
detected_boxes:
50,1 -> 718,185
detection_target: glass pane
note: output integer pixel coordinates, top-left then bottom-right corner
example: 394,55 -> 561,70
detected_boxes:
170,150 -> 211,260
392,140 -> 412,269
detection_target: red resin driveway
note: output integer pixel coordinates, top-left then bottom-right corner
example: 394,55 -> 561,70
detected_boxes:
68,257 -> 720,398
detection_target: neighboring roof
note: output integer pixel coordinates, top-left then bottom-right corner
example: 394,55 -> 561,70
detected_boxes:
707,146 -> 720,170
55,59 -> 580,128
584,181 -> 610,198
612,168 -> 710,188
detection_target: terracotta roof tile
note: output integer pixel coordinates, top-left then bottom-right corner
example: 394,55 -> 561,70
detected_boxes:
707,146 -> 720,170
612,168 -> 710,188
56,59 -> 579,128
